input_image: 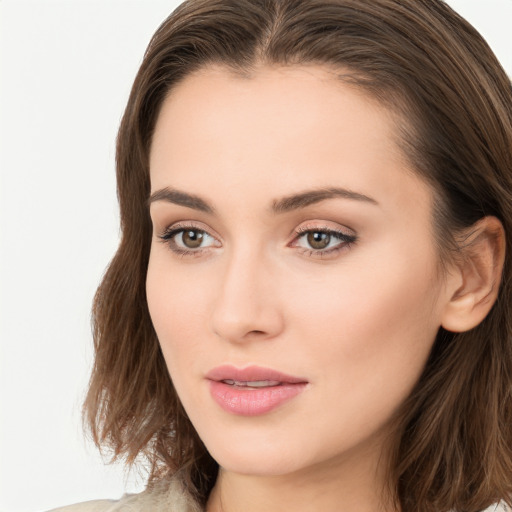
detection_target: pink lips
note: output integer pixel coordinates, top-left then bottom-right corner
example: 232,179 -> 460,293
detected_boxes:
206,365 -> 308,416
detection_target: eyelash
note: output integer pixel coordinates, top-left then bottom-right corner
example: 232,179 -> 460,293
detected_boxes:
157,223 -> 357,259
293,225 -> 357,258
158,222 -> 216,258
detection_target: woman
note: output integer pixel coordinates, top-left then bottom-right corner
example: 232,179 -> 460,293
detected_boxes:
52,0 -> 512,511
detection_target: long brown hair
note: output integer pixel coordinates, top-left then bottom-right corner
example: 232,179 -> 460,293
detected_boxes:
84,1 -> 512,510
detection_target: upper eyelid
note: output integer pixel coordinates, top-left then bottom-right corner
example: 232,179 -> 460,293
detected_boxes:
292,221 -> 357,240
159,220 -> 218,237
157,219 -> 355,235
295,223 -> 354,235
292,227 -> 357,245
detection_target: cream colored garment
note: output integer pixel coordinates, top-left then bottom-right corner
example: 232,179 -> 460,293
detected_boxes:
48,478 -> 201,512
48,478 -> 509,512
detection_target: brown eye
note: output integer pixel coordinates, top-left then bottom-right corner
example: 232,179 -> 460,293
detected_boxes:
181,229 -> 205,248
159,225 -> 220,255
307,231 -> 331,249
292,227 -> 357,257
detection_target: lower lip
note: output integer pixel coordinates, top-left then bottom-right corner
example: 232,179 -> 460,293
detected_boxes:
208,380 -> 307,416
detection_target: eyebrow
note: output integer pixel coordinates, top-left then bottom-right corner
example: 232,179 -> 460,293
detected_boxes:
148,187 -> 215,214
148,186 -> 378,214
272,187 -> 378,213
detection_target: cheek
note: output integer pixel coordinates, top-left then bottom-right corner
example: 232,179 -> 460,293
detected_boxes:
146,254 -> 215,366
287,246 -> 442,389
279,263 -> 441,453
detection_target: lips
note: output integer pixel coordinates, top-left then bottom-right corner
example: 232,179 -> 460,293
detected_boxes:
206,365 -> 308,416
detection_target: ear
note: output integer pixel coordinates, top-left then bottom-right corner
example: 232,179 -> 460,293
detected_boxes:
441,216 -> 505,333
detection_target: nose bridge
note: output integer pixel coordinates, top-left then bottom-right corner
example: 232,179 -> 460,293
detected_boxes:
211,242 -> 283,342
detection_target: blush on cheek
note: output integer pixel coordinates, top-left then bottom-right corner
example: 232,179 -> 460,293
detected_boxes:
297,261 -> 439,374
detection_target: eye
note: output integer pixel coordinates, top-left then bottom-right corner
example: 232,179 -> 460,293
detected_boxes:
304,231 -> 332,250
158,224 -> 220,255
292,225 -> 357,257
175,229 -> 210,249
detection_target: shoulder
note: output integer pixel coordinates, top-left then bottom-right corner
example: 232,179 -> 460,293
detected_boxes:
47,477 -> 202,512
483,503 -> 511,512
47,494 -> 149,512
48,499 -> 119,512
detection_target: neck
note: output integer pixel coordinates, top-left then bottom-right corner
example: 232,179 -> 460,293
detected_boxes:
206,444 -> 398,512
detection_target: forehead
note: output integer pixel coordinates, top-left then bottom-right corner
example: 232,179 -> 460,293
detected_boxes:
151,65 -> 403,172
149,64 -> 430,222
152,64 -> 396,142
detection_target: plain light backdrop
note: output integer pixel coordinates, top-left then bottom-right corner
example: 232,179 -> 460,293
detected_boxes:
1,1 -> 511,511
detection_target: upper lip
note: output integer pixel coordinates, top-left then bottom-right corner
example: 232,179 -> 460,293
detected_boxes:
206,365 -> 308,384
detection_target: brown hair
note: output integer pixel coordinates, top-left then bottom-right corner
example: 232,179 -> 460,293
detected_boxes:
85,1 -> 512,510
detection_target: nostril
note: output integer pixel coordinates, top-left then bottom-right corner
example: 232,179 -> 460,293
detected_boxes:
211,288 -> 284,343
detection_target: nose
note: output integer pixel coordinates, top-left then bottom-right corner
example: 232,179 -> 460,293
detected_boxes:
210,248 -> 284,344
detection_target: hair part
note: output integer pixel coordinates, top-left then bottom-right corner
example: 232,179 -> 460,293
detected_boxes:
85,1 -> 512,510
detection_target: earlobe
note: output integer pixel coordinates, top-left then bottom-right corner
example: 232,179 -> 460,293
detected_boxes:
441,216 -> 505,333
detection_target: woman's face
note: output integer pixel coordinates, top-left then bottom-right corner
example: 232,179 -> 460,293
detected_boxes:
147,65 -> 452,478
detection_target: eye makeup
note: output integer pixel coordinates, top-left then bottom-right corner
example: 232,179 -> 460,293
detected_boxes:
157,220 -> 357,260
291,225 -> 357,259
158,221 -> 221,258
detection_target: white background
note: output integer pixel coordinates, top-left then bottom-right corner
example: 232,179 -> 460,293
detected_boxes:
1,1 -> 511,511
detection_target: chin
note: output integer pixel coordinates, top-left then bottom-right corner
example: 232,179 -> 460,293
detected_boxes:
198,422 -> 342,479
210,447 -> 308,477
193,421 -> 306,476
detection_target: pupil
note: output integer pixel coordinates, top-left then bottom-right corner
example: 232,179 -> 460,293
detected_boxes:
183,230 -> 203,248
307,231 -> 330,249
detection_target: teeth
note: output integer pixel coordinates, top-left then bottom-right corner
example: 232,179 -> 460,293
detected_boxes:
246,380 -> 281,387
222,379 -> 281,388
